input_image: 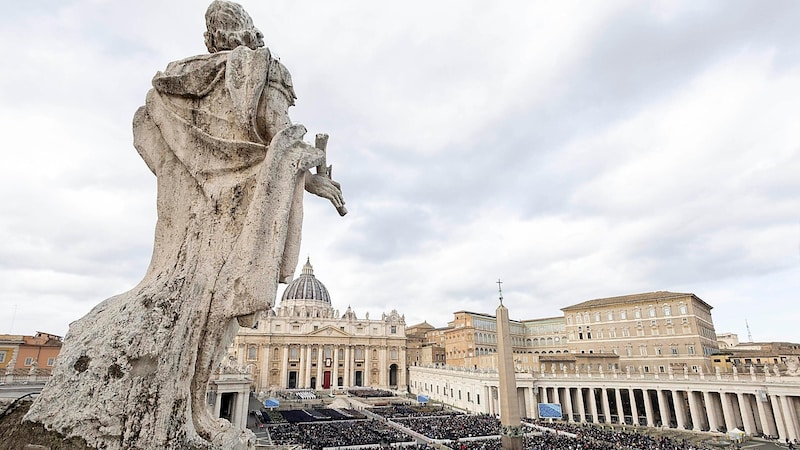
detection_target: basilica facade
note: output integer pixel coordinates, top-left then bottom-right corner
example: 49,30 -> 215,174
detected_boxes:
231,259 -> 408,393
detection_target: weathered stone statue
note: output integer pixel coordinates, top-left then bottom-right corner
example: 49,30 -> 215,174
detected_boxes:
25,2 -> 345,449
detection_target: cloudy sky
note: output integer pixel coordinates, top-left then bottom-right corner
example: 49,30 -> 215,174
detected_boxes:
1,1 -> 798,343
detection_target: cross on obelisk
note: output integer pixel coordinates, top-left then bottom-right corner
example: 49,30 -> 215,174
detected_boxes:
495,279 -> 523,449
497,278 -> 504,305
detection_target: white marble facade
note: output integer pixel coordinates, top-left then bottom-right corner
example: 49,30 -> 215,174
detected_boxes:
232,259 -> 408,393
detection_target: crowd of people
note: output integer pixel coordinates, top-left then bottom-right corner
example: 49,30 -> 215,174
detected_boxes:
370,404 -> 462,418
347,388 -> 395,398
252,406 -> 721,449
394,414 -> 501,440
267,419 -> 413,449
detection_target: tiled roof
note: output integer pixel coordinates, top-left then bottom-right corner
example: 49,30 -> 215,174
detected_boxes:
561,291 -> 711,310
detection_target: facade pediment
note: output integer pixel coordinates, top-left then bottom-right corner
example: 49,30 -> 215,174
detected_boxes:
308,326 -> 351,337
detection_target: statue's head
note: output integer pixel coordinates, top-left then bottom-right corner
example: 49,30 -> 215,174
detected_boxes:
204,1 -> 264,53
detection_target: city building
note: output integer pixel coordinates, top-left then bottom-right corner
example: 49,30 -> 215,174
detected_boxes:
562,291 -> 719,374
0,332 -> 62,378
231,259 -> 408,393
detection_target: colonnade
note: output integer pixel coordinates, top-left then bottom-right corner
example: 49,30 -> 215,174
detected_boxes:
408,365 -> 800,443
538,384 -> 799,442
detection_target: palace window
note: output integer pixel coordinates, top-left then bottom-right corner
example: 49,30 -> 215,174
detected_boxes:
620,310 -> 627,320
47,357 -> 55,366
0,351 -> 5,363
634,309 -> 641,319
390,325 -> 397,334
594,312 -> 601,322
663,305 -> 672,316
648,307 -> 656,318
247,346 -> 257,360
24,357 -> 33,366
679,303 -> 688,315
607,311 -> 614,321
671,347 -> 678,355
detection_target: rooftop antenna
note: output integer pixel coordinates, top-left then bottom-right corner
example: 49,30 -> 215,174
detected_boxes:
746,319 -> 753,342
496,278 -> 503,305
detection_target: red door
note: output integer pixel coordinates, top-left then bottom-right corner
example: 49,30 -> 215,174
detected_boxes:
323,371 -> 331,389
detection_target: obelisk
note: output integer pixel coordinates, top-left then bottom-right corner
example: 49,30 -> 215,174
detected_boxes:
496,279 -> 523,449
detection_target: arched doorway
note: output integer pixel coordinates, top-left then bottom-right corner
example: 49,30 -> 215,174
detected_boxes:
389,364 -> 398,387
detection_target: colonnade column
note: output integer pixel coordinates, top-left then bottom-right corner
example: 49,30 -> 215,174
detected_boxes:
687,391 -> 704,431
564,387 -> 574,422
671,390 -> 686,429
588,388 -> 599,424
703,391 -> 720,432
756,392 -> 777,437
643,389 -> 655,427
720,392 -> 737,432
780,395 -> 798,441
738,393 -> 757,435
528,387 -> 538,419
614,389 -> 625,424
628,389 -> 639,426
770,395 -> 788,441
576,388 -> 587,422
601,388 -> 611,424
657,390 -> 670,427
399,347 -> 407,388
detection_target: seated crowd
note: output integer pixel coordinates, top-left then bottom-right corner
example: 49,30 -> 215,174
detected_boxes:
268,419 -> 413,449
369,404 -> 463,419
395,414 -> 501,440
347,388 -> 394,398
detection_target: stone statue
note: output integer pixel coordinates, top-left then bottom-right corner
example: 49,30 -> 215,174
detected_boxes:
26,2 -> 345,449
786,357 -> 800,376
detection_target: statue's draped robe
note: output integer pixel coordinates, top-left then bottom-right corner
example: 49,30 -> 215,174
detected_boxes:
26,46 -> 322,449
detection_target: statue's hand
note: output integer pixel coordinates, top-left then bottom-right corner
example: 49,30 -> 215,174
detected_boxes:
305,172 -> 345,211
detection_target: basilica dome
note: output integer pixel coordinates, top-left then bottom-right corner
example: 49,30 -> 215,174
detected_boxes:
280,258 -> 331,304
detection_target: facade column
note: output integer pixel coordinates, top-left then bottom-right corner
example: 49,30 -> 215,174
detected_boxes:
333,345 -> 340,388
399,346 -> 407,389
703,391 -> 720,432
628,389 -> 639,426
576,388 -> 587,422
563,387 -> 574,422
305,346 -> 313,388
672,390 -> 686,429
657,389 -> 670,428
738,393 -> 757,436
344,346 -> 351,388
552,386 -> 560,407
298,346 -> 307,389
365,346 -> 372,386
266,345 -> 270,391
601,388 -> 611,424
720,392 -> 737,433
379,346 -> 387,387
614,389 -> 625,424
643,389 -> 655,427
687,391 -> 704,431
280,345 -> 289,388
316,345 -> 324,389
588,388 -> 599,424
780,395 -> 798,441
